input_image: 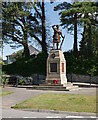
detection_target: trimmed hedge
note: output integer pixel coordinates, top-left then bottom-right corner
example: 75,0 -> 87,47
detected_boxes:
3,52 -> 47,77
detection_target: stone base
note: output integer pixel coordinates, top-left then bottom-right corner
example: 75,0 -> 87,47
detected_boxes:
26,83 -> 79,91
46,50 -> 67,85
46,79 -> 61,85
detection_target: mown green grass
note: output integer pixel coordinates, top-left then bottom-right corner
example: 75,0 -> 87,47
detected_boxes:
12,93 -> 96,113
0,91 -> 14,96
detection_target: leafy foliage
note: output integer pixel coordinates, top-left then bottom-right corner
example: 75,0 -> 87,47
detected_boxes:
2,51 -> 98,76
2,2 -> 98,76
54,2 -> 98,58
0,56 -> 4,65
18,79 -> 25,85
64,51 -> 98,76
2,52 -> 48,76
2,2 -> 49,57
2,2 -> 38,57
1,72 -> 9,87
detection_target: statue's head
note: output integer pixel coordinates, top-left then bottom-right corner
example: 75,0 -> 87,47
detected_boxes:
56,25 -> 59,29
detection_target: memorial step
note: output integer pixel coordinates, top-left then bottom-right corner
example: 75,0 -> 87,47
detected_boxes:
39,84 -> 63,86
28,84 -> 79,91
31,86 -> 69,91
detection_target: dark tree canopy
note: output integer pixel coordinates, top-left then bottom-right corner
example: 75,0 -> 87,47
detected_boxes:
54,1 -> 98,58
2,1 -> 49,58
2,2 -> 39,57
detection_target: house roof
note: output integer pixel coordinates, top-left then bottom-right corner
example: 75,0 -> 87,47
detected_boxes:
6,45 -> 39,57
28,45 -> 39,55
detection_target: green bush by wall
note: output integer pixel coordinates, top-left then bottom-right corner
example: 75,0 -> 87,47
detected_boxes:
64,52 -> 98,76
3,52 -> 47,77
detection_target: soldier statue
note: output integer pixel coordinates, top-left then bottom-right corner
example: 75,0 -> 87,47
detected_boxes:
52,24 -> 65,50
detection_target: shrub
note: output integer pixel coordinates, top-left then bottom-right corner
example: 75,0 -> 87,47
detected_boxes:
18,80 -> 25,85
64,51 -> 98,76
1,72 -> 9,88
2,52 -> 47,77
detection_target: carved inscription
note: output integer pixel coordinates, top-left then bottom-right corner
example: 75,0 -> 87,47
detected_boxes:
50,63 -> 57,72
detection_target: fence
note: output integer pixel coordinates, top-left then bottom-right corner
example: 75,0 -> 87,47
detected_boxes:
67,74 -> 98,84
5,73 -> 98,85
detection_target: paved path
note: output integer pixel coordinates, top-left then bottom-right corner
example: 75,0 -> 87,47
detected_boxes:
2,87 -> 42,109
1,87 -> 97,118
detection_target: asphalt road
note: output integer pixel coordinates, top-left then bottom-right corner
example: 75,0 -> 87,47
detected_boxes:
2,109 -> 97,118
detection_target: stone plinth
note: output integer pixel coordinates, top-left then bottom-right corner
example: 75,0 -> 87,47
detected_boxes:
46,50 -> 67,85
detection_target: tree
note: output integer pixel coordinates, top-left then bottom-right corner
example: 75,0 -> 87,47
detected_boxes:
0,56 -> 3,65
42,1 -> 47,53
29,1 -> 48,54
91,26 -> 98,58
2,2 -> 39,58
76,2 -> 98,57
54,1 -> 98,58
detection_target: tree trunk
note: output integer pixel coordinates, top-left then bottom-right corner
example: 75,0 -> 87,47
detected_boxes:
96,30 -> 98,58
87,24 -> 92,57
23,44 -> 30,58
23,27 -> 30,58
80,13 -> 88,59
80,24 -> 87,58
42,1 -> 47,54
74,13 -> 78,57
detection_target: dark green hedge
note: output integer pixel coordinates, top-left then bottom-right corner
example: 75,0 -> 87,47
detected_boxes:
64,52 -> 98,76
3,52 -> 47,77
3,51 -> 98,76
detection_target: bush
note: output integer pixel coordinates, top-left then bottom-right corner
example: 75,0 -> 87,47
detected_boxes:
2,52 -> 48,77
18,80 -> 24,85
64,52 -> 98,76
1,72 -> 9,88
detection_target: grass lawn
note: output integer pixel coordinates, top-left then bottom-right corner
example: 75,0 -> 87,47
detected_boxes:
12,93 -> 96,113
0,91 -> 14,96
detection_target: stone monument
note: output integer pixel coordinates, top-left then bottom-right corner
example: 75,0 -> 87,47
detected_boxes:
46,25 -> 67,85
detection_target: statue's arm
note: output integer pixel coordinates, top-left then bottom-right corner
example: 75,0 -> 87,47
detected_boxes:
60,31 -> 64,38
52,25 -> 56,30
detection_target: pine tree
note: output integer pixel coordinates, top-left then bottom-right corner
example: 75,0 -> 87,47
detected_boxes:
54,2 -> 79,57
54,2 -> 98,58
30,1 -> 47,54
2,2 -> 38,58
75,2 -> 98,57
2,1 -> 49,58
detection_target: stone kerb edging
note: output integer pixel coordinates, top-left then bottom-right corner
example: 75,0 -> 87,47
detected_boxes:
20,109 -> 97,117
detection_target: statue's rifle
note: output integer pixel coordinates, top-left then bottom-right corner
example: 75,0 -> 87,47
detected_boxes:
60,35 -> 65,50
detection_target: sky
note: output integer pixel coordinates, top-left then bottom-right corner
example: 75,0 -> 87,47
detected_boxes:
3,1 -> 82,60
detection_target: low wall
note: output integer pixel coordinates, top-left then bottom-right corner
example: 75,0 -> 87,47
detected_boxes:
34,74 -> 98,84
8,74 -> 46,85
8,74 -> 98,85
67,74 -> 98,84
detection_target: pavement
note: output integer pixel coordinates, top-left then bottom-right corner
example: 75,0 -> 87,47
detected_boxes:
0,86 -> 97,118
72,82 -> 98,87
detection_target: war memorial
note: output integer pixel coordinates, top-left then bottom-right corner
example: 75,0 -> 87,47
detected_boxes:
46,25 -> 67,85
32,25 -> 78,91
